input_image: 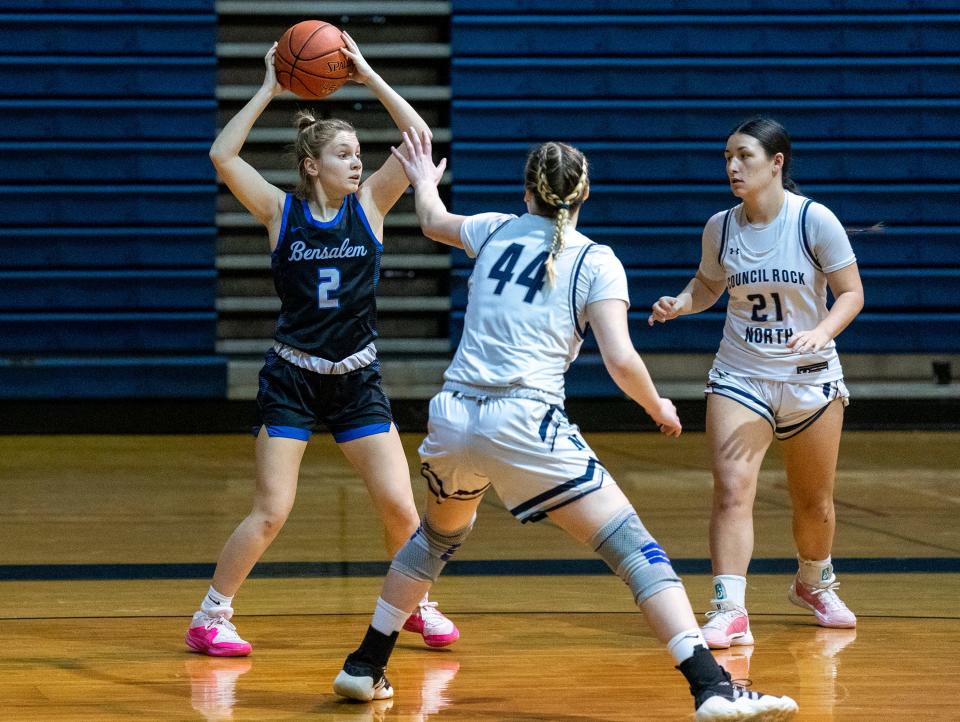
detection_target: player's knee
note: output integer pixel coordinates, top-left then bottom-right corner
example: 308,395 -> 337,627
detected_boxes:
712,480 -> 754,512
792,494 -> 834,520
590,508 -> 682,605
390,515 -> 475,583
252,506 -> 290,537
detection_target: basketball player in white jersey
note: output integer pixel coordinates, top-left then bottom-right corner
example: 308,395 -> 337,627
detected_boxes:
332,129 -> 798,721
649,117 -> 863,649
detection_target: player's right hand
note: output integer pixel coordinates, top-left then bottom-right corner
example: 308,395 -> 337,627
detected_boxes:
650,398 -> 682,438
262,43 -> 283,97
648,296 -> 682,326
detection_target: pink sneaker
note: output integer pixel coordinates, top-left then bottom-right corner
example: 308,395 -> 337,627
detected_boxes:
186,611 -> 253,657
403,600 -> 460,648
788,575 -> 857,628
701,602 -> 754,649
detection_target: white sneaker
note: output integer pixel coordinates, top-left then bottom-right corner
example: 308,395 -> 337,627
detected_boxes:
696,684 -> 799,721
333,657 -> 394,701
788,574 -> 857,628
702,601 -> 754,649
403,599 -> 460,648
186,611 -> 252,657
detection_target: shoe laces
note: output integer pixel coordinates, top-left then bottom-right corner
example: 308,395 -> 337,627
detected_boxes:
418,600 -> 444,621
804,581 -> 849,611
704,601 -> 745,622
203,614 -> 243,640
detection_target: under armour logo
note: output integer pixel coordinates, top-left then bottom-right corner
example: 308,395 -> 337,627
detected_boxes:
728,247 -> 740,255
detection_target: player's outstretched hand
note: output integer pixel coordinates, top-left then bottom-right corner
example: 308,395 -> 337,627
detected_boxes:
390,127 -> 447,188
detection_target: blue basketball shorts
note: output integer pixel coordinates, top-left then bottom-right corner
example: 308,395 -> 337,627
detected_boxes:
255,349 -> 393,443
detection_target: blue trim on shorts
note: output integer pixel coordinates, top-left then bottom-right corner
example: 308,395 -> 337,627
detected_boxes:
510,457 -> 604,522
776,402 -> 831,440
708,382 -> 776,426
334,422 -> 391,443
265,425 -> 311,441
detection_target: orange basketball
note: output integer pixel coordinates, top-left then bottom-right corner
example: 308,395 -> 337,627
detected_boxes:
274,20 -> 350,99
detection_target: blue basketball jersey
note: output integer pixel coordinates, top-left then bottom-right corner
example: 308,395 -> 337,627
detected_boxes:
271,193 -> 382,361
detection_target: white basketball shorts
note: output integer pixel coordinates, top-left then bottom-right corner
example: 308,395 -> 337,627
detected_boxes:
705,367 -> 850,440
418,390 -> 613,523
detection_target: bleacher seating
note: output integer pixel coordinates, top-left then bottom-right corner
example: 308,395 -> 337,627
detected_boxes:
0,0 -> 224,398
450,0 -> 960,396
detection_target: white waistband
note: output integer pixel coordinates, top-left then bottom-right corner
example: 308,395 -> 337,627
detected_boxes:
442,380 -> 563,405
273,342 -> 376,375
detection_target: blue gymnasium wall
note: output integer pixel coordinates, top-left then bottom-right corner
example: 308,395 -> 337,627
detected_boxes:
0,0 -> 225,399
449,1 -> 960,396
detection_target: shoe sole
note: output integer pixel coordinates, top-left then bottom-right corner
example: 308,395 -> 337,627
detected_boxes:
704,629 -> 754,650
787,589 -> 857,629
695,695 -> 798,721
185,632 -> 252,657
423,631 -> 460,648
333,670 -> 394,701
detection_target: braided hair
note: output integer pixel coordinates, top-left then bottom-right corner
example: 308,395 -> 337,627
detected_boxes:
523,142 -> 589,287
292,110 -> 356,200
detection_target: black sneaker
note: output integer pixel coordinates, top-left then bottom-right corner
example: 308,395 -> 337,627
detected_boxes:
695,672 -> 798,721
681,646 -> 797,721
333,657 -> 394,702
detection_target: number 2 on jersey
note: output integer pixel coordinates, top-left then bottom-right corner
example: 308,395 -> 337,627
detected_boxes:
487,243 -> 548,303
317,268 -> 341,309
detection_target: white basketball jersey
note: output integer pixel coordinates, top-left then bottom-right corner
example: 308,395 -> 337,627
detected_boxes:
699,191 -> 856,383
446,212 -> 630,404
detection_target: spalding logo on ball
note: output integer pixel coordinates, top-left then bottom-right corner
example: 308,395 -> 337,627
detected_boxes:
274,20 -> 351,99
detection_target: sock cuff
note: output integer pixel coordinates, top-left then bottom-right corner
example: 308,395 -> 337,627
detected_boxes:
201,586 -> 234,615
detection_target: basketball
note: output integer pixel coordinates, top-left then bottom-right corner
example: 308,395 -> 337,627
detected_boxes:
274,20 -> 351,99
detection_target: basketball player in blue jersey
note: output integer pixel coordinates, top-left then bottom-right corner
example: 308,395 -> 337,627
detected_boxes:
185,34 -> 458,656
332,130 -> 799,721
650,117 -> 863,650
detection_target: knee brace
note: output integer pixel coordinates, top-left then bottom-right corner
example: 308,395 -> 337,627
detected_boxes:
390,515 -> 475,583
590,508 -> 682,604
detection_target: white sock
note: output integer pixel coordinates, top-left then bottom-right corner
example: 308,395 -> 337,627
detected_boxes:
371,596 -> 411,635
711,575 -> 747,608
798,555 -> 835,587
667,628 -> 708,665
200,585 -> 233,615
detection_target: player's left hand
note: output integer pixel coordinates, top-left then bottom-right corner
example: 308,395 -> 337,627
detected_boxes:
390,128 -> 447,188
787,328 -> 831,354
340,31 -> 372,84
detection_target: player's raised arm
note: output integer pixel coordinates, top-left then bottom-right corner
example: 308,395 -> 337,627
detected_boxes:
209,43 -> 286,234
389,129 -> 466,248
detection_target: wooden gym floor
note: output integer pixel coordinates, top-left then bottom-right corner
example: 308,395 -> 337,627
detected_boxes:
1,431 -> 958,720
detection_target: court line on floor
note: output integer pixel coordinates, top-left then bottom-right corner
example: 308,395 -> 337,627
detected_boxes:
2,557 -> 960,581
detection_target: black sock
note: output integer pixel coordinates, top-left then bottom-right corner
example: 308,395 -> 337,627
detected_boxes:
349,625 -> 399,668
676,645 -> 733,706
